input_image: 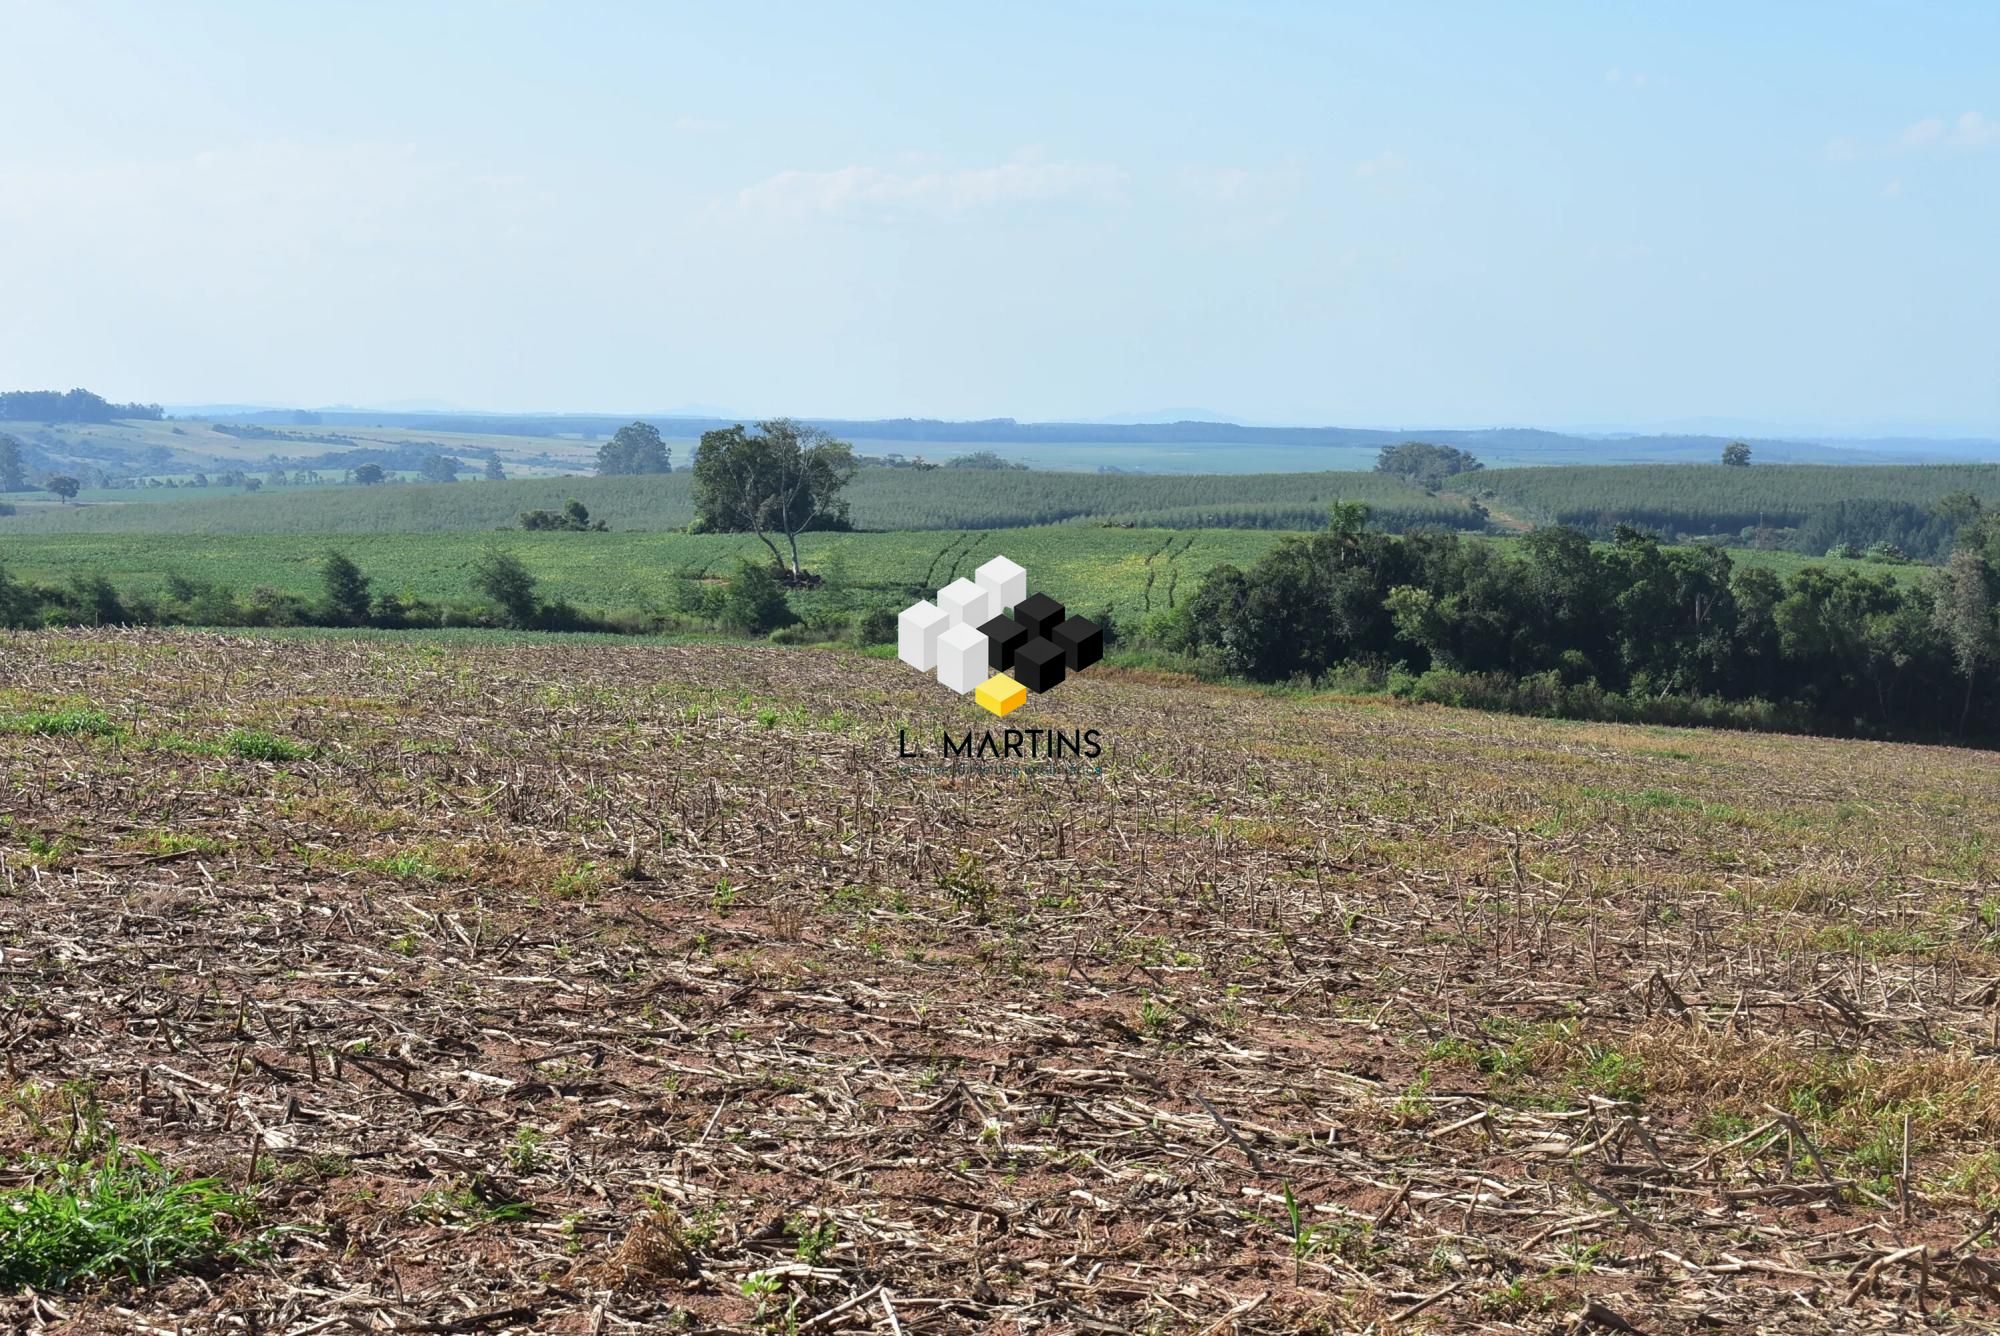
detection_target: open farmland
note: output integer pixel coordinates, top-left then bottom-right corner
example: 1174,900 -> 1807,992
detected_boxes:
2,630 -> 1998,1331
0,468 -> 1481,536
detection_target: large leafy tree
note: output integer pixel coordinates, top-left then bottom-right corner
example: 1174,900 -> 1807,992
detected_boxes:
45,475 -> 80,503
1601,532 -> 1740,697
595,421 -> 672,475
1774,567 -> 1912,723
1930,548 -> 1999,732
1173,514 -> 1412,681
1518,525 -> 1611,676
690,419 -> 856,579
1373,441 -> 1482,486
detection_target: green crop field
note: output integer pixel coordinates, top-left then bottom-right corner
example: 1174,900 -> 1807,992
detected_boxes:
0,526 -> 1288,623
1448,462 -> 2000,533
0,467 -> 1481,536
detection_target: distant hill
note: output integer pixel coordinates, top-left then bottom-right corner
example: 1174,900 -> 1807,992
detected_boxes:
10,386 -> 1998,484
193,408 -> 1999,464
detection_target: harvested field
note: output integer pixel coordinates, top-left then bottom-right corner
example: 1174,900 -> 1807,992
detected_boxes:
2,628 -> 1999,1332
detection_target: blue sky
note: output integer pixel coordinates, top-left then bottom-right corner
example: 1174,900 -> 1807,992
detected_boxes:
3,2 -> 1996,433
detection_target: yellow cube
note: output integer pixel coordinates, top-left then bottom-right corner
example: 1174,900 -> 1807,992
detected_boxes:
975,673 -> 1026,718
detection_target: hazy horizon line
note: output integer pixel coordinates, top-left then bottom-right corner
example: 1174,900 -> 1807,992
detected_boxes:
145,401 -> 2000,444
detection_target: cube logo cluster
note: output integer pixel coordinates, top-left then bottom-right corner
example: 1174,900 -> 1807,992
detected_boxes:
897,555 -> 1103,717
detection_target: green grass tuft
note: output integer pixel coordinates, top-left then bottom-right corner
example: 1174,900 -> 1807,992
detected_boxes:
0,1146 -> 254,1290
224,728 -> 310,762
0,709 -> 120,738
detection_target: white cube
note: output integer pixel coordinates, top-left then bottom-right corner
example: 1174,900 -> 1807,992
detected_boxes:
898,600 -> 951,671
975,555 -> 1026,611
936,622 -> 989,694
937,577 -> 993,629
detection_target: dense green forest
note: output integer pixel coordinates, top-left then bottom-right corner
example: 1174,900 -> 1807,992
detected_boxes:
1449,463 -> 2000,557
1158,508 -> 2000,745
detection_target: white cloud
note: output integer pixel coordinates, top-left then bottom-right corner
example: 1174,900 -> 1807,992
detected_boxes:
1882,178 -> 1903,198
1826,112 -> 1995,166
1901,111 -> 1996,151
735,158 -> 1125,219
1186,166 -> 1253,202
1903,116 -> 1945,148
1586,242 -> 1657,263
1175,164 -> 1305,206
1352,150 -> 1407,181
1953,111 -> 1999,147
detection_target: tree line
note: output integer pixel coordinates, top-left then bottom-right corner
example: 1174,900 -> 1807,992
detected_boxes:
0,541 -> 835,643
0,542 -> 695,635
1149,502 -> 2000,744
0,389 -> 163,423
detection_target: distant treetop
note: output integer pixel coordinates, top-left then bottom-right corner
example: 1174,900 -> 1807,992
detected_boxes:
520,499 -> 607,532
1374,441 -> 1483,485
596,421 -> 673,475
944,450 -> 1028,470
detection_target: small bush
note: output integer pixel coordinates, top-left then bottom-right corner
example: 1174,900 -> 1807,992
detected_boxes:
224,729 -> 309,762
474,548 -> 540,627
855,607 -> 897,644
720,560 -> 795,635
671,578 -> 725,622
0,1146 -> 254,1290
0,709 -> 119,738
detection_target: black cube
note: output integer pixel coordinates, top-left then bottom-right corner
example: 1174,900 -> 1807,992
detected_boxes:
1012,636 -> 1067,694
1052,615 -> 1103,672
1014,592 -> 1065,641
979,613 -> 1029,671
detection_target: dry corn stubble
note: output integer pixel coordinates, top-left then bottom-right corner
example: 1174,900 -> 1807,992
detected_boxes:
0,627 -> 1997,1332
